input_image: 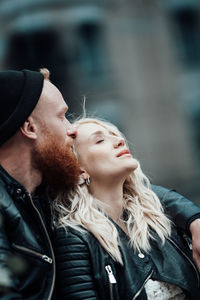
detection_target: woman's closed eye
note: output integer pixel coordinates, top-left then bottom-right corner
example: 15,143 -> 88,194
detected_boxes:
96,138 -> 104,144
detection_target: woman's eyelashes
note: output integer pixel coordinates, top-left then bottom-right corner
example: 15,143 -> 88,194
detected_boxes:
96,138 -> 104,144
95,133 -> 118,144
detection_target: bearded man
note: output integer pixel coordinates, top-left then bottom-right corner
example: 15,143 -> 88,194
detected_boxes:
0,68 -> 79,299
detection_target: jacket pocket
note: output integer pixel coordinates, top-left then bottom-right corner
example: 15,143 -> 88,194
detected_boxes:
105,265 -> 117,300
12,243 -> 53,264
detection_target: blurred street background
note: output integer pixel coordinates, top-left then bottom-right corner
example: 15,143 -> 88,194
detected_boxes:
0,0 -> 200,204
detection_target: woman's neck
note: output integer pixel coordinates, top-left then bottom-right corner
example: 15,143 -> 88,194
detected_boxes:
90,179 -> 130,236
90,180 -> 124,223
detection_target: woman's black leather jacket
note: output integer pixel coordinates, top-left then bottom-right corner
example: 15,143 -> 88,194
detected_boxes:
55,185 -> 200,300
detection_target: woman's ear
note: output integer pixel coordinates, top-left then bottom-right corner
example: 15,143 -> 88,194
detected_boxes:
79,169 -> 89,185
19,116 -> 37,140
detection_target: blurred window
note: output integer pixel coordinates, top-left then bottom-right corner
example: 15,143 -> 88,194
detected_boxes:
5,29 -> 68,88
170,7 -> 200,68
76,22 -> 107,80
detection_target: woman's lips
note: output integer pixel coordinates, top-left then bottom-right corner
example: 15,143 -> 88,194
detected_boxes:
117,149 -> 131,157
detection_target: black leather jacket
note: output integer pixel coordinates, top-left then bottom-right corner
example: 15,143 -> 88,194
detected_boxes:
0,165 -> 55,299
55,185 -> 200,300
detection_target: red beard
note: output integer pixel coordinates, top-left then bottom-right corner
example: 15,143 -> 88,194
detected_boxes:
33,132 -> 80,192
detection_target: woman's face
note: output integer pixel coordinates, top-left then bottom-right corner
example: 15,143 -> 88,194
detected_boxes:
74,122 -> 138,183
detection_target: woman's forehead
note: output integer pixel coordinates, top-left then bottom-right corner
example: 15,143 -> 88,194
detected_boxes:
75,122 -> 118,145
77,122 -> 109,135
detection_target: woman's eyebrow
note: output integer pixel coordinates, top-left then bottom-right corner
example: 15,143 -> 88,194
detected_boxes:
88,129 -> 117,141
108,131 -> 117,136
89,130 -> 104,140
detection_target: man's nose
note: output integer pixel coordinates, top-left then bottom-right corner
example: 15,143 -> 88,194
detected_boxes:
67,126 -> 77,139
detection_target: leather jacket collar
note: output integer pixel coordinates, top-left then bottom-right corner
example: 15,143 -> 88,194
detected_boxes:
0,164 -> 29,202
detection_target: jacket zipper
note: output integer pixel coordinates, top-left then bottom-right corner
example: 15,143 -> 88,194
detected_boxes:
182,233 -> 193,250
132,270 -> 153,300
12,243 -> 52,263
105,265 -> 116,300
28,194 -> 56,300
167,237 -> 200,287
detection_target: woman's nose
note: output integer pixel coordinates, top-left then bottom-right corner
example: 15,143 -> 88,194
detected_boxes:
114,136 -> 125,148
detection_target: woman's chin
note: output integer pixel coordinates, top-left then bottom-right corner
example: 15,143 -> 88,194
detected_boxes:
122,161 -> 138,177
127,158 -> 139,171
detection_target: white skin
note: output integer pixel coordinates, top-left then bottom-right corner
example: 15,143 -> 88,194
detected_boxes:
0,79 -> 77,194
75,122 -> 138,229
75,122 -> 200,270
190,219 -> 200,271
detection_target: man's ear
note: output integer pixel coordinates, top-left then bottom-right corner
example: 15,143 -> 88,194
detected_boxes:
19,116 -> 38,140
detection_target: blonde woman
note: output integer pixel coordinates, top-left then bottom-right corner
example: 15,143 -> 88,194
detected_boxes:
54,117 -> 200,300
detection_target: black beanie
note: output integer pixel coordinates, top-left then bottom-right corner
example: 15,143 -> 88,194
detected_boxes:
0,69 -> 44,146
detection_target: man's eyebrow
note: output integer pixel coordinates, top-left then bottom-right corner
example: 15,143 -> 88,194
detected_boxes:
59,106 -> 68,115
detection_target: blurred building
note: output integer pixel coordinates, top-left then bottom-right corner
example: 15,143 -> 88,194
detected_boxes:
0,0 -> 200,203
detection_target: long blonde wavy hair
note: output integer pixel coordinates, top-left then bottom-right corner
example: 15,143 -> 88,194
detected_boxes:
54,117 -> 171,265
